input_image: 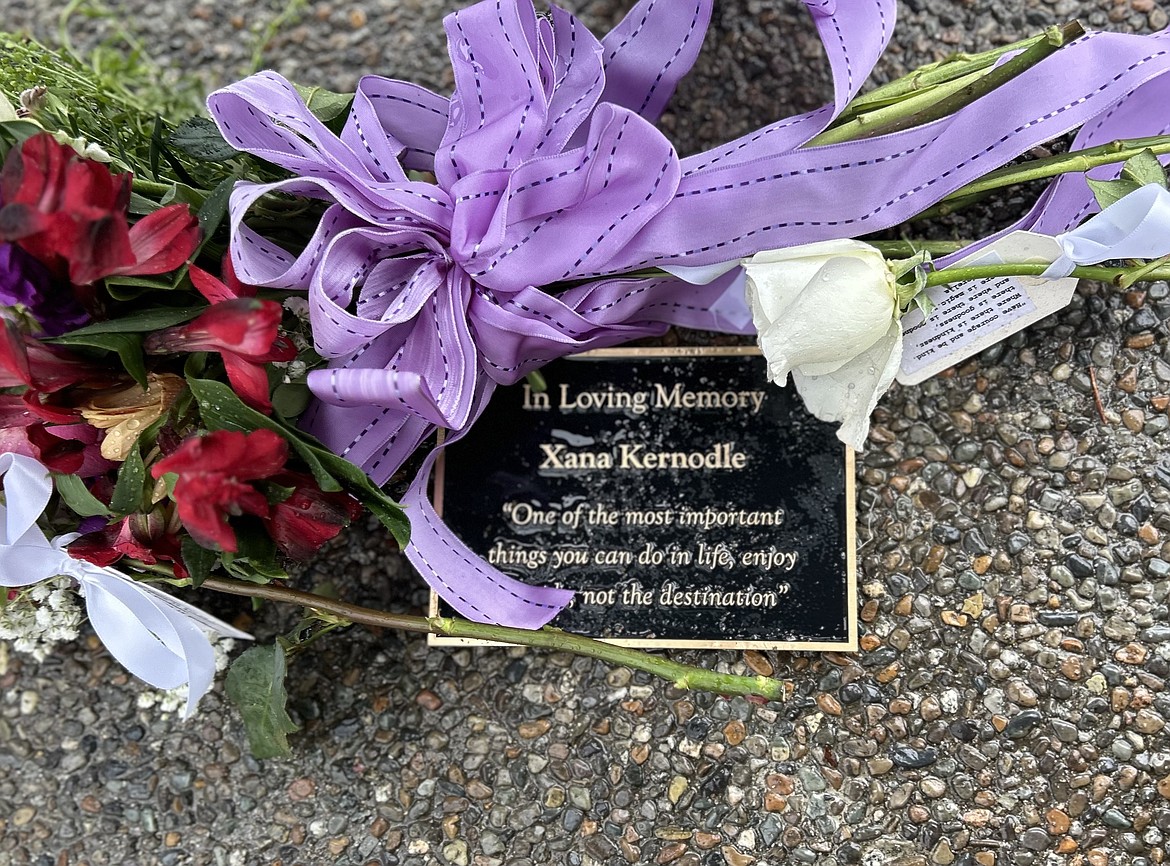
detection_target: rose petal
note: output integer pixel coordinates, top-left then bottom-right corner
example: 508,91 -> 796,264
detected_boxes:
791,319 -> 903,451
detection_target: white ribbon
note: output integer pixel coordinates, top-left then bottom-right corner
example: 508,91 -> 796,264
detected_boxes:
1043,183 -> 1170,278
0,453 -> 251,718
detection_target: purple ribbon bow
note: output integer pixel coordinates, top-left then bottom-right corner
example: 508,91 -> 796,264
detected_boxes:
209,0 -> 1170,628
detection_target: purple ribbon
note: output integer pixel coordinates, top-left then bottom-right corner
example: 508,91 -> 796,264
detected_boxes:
209,0 -> 1170,628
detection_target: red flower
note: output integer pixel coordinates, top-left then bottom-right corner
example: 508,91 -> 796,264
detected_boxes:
144,286 -> 297,413
190,255 -> 255,302
0,133 -> 199,285
151,429 -> 289,552
0,319 -> 101,393
263,471 -> 363,560
68,511 -> 190,579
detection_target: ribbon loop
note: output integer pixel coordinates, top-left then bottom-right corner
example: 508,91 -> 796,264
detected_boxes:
1042,183 -> 1170,278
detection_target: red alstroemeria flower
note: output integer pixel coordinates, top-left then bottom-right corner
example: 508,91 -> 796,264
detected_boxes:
190,255 -> 255,302
0,132 -> 200,285
262,471 -> 363,560
0,316 -> 103,393
151,428 -> 289,552
0,418 -> 113,476
144,268 -> 297,413
69,511 -> 190,579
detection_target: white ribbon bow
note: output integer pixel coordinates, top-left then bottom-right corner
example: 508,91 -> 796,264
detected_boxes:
0,453 -> 251,718
1043,183 -> 1170,278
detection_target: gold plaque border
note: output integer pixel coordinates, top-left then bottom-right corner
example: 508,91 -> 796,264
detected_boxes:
428,346 -> 858,652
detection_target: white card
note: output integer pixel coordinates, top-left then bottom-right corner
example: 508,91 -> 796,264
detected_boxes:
897,232 -> 1078,386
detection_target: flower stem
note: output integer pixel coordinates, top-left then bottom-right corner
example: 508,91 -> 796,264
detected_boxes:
924,135 -> 1170,211
810,23 -> 1084,146
869,240 -> 968,257
924,261 -> 1170,289
201,576 -> 786,700
830,31 -> 1066,124
131,178 -> 175,198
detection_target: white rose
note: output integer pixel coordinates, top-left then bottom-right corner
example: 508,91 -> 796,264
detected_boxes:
744,239 -> 903,451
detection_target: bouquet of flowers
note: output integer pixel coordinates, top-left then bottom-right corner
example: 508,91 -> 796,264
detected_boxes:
4,0 -> 1170,755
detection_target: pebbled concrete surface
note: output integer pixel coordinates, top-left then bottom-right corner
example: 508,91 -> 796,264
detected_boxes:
4,1 -> 1170,865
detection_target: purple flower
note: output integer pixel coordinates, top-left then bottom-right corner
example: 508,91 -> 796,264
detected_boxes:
0,242 -> 89,336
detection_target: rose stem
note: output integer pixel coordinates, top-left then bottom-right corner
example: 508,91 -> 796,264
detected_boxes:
923,262 -> 1170,289
201,576 -> 786,700
828,30 -> 1072,125
913,135 -> 1170,223
810,23 -> 1084,147
869,240 -> 967,257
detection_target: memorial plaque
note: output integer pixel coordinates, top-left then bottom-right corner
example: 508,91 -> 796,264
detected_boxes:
430,347 -> 856,649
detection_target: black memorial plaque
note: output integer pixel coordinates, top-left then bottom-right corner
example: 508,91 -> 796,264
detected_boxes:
432,348 -> 856,649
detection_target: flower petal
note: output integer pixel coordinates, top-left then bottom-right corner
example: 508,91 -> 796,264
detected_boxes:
221,352 -> 275,414
751,252 -> 895,383
791,319 -> 903,451
123,204 -> 200,276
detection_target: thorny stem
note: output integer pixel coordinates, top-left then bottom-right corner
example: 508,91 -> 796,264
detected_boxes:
201,576 -> 786,701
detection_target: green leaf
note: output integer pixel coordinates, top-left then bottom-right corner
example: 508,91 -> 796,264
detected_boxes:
1087,177 -> 1142,210
186,377 -> 410,547
50,331 -> 148,388
271,382 -> 312,419
1121,149 -> 1168,188
128,191 -> 162,216
181,536 -> 219,588
149,115 -> 163,182
292,84 -> 354,124
363,495 -> 411,549
110,444 -> 147,515
187,377 -> 340,490
168,116 -> 240,163
62,306 -> 204,336
912,291 -> 936,319
196,175 -> 235,248
53,474 -> 112,518
222,521 -> 287,583
102,274 -> 187,299
224,644 -> 299,759
160,182 -> 206,209
524,369 -> 547,394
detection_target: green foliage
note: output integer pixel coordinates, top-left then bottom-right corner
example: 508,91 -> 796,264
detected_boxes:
194,176 -> 237,258
0,34 -> 199,182
52,331 -> 148,388
60,306 -> 205,334
1088,149 -> 1169,210
271,382 -> 312,420
168,117 -> 241,163
109,444 -> 147,515
50,307 -> 203,387
180,537 -> 218,588
292,84 -> 353,126
1121,150 -> 1168,187
224,644 -> 299,759
221,522 -> 288,584
53,474 -> 112,518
